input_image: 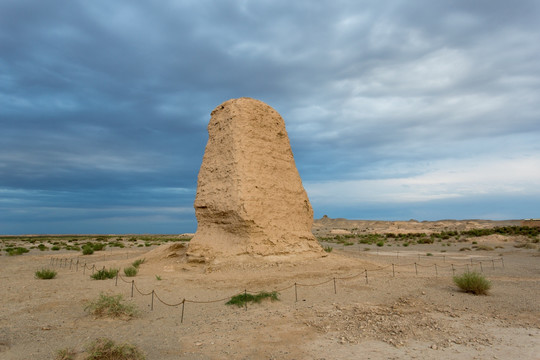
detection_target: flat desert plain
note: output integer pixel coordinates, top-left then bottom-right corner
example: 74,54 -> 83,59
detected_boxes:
1,219 -> 539,359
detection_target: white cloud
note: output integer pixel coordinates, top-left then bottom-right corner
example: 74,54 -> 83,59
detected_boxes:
306,157 -> 540,205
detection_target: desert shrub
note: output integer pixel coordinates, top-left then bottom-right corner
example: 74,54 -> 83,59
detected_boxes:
426,253 -> 433,256
123,266 -> 138,277
459,247 -> 471,251
453,271 -> 491,295
108,241 -> 125,248
7,247 -> 29,256
323,245 -> 333,253
85,294 -> 138,318
82,245 -> 94,255
155,275 -> 162,281
402,242 -> 409,247
55,348 -> 76,360
92,242 -> 106,251
35,268 -> 57,279
226,291 -> 279,307
91,268 -> 119,280
51,245 -> 61,251
131,258 -> 145,268
37,244 -> 48,251
475,245 -> 494,251
376,241 -> 384,247
514,243 -> 537,249
85,338 -> 145,360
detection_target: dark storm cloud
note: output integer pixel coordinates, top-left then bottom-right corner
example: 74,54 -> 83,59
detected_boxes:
1,0 -> 539,233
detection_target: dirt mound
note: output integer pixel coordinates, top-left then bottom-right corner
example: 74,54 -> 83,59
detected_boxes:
144,243 -> 187,261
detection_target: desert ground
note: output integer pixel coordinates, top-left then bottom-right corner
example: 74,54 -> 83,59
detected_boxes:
1,219 -> 539,359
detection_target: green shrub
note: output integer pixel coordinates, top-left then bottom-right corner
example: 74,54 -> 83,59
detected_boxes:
376,241 -> 384,247
51,245 -> 61,251
131,259 -> 145,268
85,338 -> 145,360
453,271 -> 492,295
85,294 -> 138,318
38,244 -> 48,251
92,242 -> 106,251
323,245 -> 333,253
123,266 -> 138,277
475,245 -> 494,251
35,268 -> 57,279
226,291 -> 279,307
91,268 -> 119,280
82,245 -> 94,255
7,247 -> 29,256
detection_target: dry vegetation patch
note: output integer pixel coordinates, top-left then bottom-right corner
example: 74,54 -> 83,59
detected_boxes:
84,294 -> 138,319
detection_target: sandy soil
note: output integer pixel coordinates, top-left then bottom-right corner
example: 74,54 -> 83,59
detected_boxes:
1,222 -> 539,359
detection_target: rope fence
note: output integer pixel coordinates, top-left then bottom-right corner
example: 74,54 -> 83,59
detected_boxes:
46,254 -> 505,323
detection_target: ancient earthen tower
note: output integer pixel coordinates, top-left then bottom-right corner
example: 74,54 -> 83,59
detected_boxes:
187,98 -> 323,262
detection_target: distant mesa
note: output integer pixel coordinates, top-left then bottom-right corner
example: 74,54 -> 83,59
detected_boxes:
187,97 -> 324,263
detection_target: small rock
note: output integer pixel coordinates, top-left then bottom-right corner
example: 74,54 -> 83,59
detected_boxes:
431,344 -> 438,350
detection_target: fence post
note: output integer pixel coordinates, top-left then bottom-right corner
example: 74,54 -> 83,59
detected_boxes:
364,269 -> 368,284
151,290 -> 154,311
479,262 -> 483,273
70,259 -> 73,270
92,264 -> 95,275
131,280 -> 134,298
501,257 -> 505,269
492,259 -> 495,270
435,264 -> 438,277
115,271 -> 118,286
451,264 -> 455,276
333,277 -> 337,294
294,283 -> 298,302
392,263 -> 395,277
414,263 -> 418,276
181,299 -> 185,323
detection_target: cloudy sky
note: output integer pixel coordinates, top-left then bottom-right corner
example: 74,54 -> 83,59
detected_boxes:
1,0 -> 539,234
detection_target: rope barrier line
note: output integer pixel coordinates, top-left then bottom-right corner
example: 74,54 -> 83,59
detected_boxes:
296,278 -> 334,287
46,255 -> 506,313
184,293 -> 241,304
133,282 -> 153,296
153,292 -> 185,307
118,273 -> 133,284
273,283 -> 296,292
335,272 -> 363,280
